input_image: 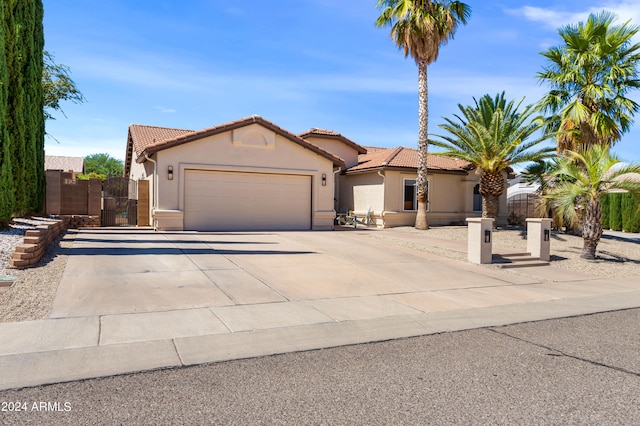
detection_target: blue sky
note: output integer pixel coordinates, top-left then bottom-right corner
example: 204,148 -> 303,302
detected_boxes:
43,0 -> 640,164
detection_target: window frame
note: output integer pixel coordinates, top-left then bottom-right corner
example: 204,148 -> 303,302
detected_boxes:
473,183 -> 482,212
403,178 -> 430,212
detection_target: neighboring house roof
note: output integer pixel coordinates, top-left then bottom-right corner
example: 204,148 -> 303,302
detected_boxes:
298,128 -> 367,154
44,155 -> 84,173
507,176 -> 539,198
125,116 -> 345,176
346,146 -> 475,174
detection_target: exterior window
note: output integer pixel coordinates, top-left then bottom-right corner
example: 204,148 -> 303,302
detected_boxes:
404,179 -> 430,211
404,179 -> 417,211
473,184 -> 482,212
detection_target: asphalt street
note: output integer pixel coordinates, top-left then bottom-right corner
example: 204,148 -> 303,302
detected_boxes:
1,308 -> 639,425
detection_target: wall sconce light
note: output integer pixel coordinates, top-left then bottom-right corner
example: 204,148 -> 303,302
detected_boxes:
484,229 -> 491,243
544,229 -> 550,242
168,165 -> 174,180
321,173 -> 327,187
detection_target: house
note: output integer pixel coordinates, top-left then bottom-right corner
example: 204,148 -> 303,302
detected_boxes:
299,128 -> 512,227
507,175 -> 540,221
125,115 -> 506,231
44,155 -> 85,175
125,116 -> 343,231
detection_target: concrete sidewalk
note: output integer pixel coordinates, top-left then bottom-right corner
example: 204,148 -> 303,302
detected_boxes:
1,228 -> 639,391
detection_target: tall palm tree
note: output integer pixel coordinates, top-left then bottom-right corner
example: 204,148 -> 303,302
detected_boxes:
537,11 -> 640,154
430,92 -> 555,221
375,0 -> 471,230
542,145 -> 640,259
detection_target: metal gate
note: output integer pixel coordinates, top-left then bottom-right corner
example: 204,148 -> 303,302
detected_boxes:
102,177 -> 138,226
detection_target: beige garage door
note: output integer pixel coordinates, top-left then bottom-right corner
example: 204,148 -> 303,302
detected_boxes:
184,170 -> 311,231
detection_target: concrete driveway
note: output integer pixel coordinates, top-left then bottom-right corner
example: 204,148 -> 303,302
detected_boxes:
50,228 -> 548,321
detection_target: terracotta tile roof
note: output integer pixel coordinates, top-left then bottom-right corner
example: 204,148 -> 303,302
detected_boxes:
125,116 -> 345,176
129,124 -> 195,158
300,128 -> 342,137
298,128 -> 367,154
44,155 -> 84,173
346,146 -> 474,174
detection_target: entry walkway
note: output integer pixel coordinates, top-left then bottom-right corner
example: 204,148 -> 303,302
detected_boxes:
0,228 -> 639,390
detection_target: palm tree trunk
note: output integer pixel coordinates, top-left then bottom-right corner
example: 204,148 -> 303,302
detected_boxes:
415,59 -> 429,230
482,194 -> 500,220
479,171 -> 504,224
581,197 -> 603,259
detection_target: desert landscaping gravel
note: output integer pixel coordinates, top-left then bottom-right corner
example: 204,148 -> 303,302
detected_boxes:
0,221 -> 639,323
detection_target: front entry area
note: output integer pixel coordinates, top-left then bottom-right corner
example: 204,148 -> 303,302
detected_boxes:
183,170 -> 312,231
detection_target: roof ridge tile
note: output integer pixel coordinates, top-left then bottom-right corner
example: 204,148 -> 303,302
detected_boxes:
382,146 -> 403,166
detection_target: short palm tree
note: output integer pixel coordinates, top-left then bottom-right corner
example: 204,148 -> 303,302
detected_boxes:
537,11 -> 640,153
375,0 -> 471,230
430,92 -> 555,221
542,145 -> 640,259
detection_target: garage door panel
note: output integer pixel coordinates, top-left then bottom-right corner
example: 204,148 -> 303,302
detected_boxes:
184,170 -> 311,231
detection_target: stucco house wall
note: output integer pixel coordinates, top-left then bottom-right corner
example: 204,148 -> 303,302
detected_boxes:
154,125 -> 335,225
340,169 -> 474,228
302,136 -> 360,169
341,167 -> 507,228
339,172 -> 384,215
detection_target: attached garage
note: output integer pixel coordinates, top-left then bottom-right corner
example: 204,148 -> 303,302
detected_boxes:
184,170 -> 311,231
125,116 -> 343,231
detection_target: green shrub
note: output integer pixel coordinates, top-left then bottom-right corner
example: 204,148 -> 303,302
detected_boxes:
77,172 -> 106,181
0,157 -> 14,227
609,193 -> 623,231
600,193 -> 610,230
622,193 -> 640,233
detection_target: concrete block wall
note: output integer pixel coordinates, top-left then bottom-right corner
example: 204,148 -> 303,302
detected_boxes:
57,215 -> 101,229
45,170 -> 102,216
9,220 -> 66,269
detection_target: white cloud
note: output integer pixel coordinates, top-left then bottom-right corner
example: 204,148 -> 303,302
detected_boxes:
507,1 -> 640,36
428,71 -> 546,104
505,6 -> 577,29
153,106 -> 177,114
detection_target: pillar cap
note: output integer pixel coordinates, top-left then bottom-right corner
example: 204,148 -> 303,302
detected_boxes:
525,218 -> 553,223
466,217 -> 495,224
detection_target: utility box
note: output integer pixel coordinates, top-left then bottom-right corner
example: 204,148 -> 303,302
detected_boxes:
467,218 -> 494,264
526,218 -> 553,261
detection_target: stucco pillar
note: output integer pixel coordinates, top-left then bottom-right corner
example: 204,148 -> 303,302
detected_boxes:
526,218 -> 553,261
467,218 -> 494,264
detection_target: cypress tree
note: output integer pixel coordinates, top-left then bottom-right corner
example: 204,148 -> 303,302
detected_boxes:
6,0 -> 27,215
4,0 -> 44,215
609,192 -> 623,231
0,1 -> 15,226
632,200 -> 640,234
24,0 -> 45,212
600,193 -> 610,230
621,193 -> 640,233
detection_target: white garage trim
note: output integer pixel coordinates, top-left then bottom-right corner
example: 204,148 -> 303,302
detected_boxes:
183,169 -> 312,231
